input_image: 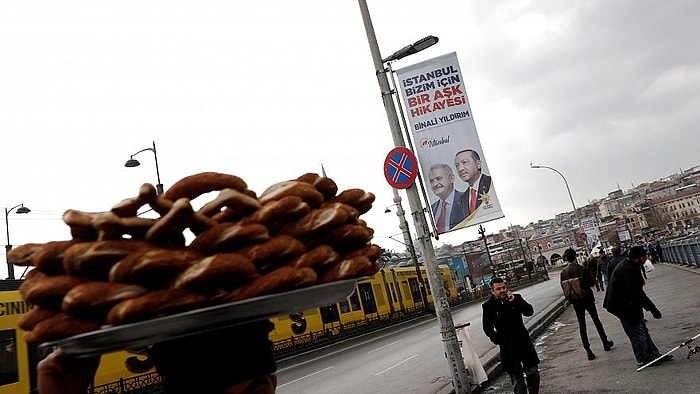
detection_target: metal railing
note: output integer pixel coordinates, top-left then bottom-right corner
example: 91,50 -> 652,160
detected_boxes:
660,234 -> 700,268
90,372 -> 163,394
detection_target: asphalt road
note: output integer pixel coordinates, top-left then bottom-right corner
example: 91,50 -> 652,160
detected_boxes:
275,276 -> 564,394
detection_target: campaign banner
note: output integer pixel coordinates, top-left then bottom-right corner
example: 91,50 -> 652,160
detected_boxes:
394,52 -> 503,234
580,216 -> 601,248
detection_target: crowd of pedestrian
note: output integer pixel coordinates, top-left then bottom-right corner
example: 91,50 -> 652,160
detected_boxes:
481,240 -> 673,394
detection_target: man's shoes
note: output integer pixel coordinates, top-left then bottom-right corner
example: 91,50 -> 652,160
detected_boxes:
587,351 -> 596,361
604,340 -> 614,351
658,354 -> 674,363
642,354 -> 674,368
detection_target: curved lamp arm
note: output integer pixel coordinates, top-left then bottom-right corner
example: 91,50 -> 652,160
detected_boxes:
5,203 -> 30,280
126,141 -> 164,195
530,163 -> 577,214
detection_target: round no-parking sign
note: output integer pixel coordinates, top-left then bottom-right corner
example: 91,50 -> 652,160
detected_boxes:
384,147 -> 418,189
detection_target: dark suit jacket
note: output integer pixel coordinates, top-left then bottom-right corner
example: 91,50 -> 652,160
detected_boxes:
431,189 -> 466,231
603,258 -> 657,322
482,293 -> 539,372
459,173 -> 492,214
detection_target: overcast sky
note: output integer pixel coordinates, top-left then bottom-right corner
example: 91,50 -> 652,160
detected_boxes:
2,0 -> 699,278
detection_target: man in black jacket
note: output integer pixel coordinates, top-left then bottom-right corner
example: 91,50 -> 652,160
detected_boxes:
560,248 -> 614,361
603,245 -> 673,367
482,277 -> 539,394
605,246 -> 625,280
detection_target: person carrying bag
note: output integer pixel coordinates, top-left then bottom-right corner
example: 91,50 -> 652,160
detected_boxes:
560,249 -> 614,361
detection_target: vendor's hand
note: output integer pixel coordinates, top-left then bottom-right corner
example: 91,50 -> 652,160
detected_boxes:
38,348 -> 100,394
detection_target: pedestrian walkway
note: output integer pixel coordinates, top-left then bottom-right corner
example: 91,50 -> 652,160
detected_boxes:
477,263 -> 700,394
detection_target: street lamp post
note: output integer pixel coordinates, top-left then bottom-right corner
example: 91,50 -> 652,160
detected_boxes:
357,2 -> 469,392
530,163 -> 587,254
518,238 -> 531,278
478,225 -> 495,277
125,141 -> 164,195
5,204 -> 31,280
529,163 -> 577,215
537,244 -> 549,277
385,188 -> 430,310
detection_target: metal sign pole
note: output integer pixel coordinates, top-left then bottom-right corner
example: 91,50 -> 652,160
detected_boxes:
357,1 -> 470,392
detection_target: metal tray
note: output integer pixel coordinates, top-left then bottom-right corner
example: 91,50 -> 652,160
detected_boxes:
40,278 -> 361,357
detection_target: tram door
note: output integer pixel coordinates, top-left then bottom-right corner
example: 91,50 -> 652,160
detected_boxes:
357,283 -> 377,315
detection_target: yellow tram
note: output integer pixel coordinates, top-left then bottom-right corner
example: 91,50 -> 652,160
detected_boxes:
0,264 -> 457,393
269,265 -> 457,342
0,282 -> 155,394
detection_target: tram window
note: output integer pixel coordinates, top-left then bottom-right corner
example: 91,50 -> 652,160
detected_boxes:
349,292 -> 361,311
407,278 -> 422,303
319,304 -> 340,324
358,283 -> 377,314
372,284 -> 385,306
401,281 -> 411,301
0,329 -> 19,386
339,300 -> 351,313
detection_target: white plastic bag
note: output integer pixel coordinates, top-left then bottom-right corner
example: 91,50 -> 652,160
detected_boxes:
644,259 -> 655,273
456,322 -> 488,385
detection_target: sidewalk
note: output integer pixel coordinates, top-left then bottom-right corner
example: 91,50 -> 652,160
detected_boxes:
478,263 -> 700,394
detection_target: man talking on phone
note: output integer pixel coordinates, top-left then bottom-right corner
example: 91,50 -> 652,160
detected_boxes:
482,277 -> 540,394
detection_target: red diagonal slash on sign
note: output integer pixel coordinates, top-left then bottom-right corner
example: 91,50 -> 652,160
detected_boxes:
388,153 -> 411,183
384,147 -> 418,189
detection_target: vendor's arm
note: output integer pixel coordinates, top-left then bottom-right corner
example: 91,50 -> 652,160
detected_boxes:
37,348 -> 100,394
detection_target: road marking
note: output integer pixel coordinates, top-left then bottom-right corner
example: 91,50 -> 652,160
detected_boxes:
277,317 -> 435,372
368,340 -> 401,353
374,354 -> 419,376
277,366 -> 334,388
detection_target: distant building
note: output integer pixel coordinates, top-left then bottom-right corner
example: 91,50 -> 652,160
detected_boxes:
649,186 -> 700,234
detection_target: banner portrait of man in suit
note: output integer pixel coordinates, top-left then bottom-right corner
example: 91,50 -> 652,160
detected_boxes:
394,52 -> 504,232
454,149 -> 492,215
429,163 -> 468,233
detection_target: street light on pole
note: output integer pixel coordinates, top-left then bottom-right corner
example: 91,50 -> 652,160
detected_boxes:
381,35 -> 439,63
357,1 -> 469,392
529,163 -> 577,215
530,162 -> 587,254
5,204 -> 31,280
477,225 -> 495,278
125,141 -> 164,195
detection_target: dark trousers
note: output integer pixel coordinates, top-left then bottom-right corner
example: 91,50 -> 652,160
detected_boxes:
507,363 -> 539,394
572,301 -> 609,350
620,317 -> 660,364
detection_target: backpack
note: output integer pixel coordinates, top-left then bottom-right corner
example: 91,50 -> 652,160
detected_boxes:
561,277 -> 586,301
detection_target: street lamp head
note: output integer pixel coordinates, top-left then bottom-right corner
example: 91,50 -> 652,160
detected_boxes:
384,207 -> 392,213
530,163 -> 541,169
5,203 -> 30,280
382,35 -> 439,63
125,142 -> 164,195
411,35 -> 439,52
124,158 -> 141,167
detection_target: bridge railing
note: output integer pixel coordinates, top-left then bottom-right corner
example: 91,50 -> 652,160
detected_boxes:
660,234 -> 700,268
